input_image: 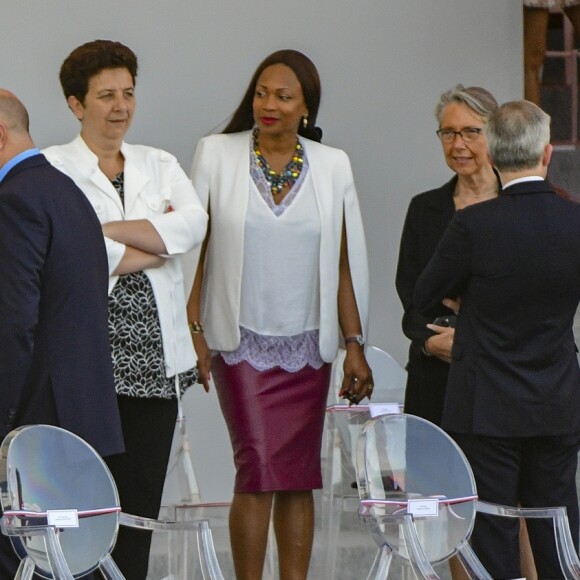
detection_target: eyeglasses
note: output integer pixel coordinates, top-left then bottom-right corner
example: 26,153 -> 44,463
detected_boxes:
436,127 -> 483,143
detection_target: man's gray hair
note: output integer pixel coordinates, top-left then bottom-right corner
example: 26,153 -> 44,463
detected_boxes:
486,100 -> 550,172
435,84 -> 498,124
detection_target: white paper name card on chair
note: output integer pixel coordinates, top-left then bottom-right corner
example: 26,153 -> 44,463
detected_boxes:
47,510 -> 79,528
408,499 -> 439,518
369,403 -> 401,418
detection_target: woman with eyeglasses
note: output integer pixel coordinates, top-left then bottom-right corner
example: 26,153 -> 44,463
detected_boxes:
397,85 -> 541,580
396,85 -> 499,428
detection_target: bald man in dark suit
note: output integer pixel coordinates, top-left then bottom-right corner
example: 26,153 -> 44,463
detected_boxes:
0,89 -> 124,575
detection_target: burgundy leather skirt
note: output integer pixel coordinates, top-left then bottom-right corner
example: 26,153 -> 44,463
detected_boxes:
212,354 -> 331,493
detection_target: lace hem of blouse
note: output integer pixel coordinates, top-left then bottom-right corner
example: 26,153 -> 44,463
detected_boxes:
221,327 -> 324,372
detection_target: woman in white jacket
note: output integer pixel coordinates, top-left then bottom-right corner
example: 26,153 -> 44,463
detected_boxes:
43,40 -> 208,580
187,49 -> 372,580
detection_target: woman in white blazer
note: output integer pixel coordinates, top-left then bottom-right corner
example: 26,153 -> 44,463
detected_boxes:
43,40 -> 208,580
187,50 -> 372,580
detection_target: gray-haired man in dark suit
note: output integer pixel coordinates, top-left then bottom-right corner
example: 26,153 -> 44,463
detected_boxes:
415,100 -> 580,578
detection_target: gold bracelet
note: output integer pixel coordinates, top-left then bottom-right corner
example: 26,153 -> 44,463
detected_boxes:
189,321 -> 204,335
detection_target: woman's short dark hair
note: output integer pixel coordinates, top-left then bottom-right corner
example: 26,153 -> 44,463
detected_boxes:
59,40 -> 138,103
224,49 -> 322,142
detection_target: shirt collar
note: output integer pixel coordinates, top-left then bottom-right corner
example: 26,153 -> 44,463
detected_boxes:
502,175 -> 543,190
0,148 -> 41,184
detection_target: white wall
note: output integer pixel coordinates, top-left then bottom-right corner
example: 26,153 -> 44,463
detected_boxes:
3,0 -> 522,501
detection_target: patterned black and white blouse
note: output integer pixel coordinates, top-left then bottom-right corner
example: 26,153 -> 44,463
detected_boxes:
108,172 -> 198,399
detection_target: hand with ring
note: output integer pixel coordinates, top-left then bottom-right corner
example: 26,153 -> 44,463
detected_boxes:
341,376 -> 375,406
343,390 -> 359,405
339,346 -> 374,405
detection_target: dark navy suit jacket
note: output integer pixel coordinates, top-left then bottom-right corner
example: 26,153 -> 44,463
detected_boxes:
414,180 -> 580,437
0,154 -> 123,457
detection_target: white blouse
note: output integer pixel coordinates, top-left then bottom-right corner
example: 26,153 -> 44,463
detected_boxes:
221,147 -> 324,372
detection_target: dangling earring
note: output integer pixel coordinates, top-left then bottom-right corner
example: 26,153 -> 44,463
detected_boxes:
302,115 -> 308,129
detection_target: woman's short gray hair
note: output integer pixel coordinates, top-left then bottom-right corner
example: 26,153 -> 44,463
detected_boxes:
486,100 -> 551,171
435,84 -> 498,124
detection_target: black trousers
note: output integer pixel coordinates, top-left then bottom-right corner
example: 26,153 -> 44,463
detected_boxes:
452,431 -> 580,580
104,395 -> 178,580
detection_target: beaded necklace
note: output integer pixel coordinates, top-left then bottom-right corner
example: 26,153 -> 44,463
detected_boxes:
252,128 -> 304,196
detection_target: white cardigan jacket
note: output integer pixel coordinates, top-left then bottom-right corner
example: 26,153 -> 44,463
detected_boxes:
190,131 -> 369,363
44,135 -> 208,377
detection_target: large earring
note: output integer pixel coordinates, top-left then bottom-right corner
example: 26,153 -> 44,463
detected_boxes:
302,115 -> 308,129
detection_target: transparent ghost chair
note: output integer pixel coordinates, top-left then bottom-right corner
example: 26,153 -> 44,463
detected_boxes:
356,413 -> 491,579
319,404 -> 376,578
319,347 -> 406,578
357,413 -> 580,579
0,424 -> 224,579
328,346 -> 406,408
364,346 -> 407,405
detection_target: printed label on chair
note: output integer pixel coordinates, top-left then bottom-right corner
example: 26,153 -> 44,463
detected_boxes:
369,403 -> 401,418
47,509 -> 79,528
407,498 -> 439,518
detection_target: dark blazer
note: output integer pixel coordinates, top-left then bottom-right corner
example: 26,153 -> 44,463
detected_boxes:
0,154 -> 123,457
414,180 -> 580,437
395,177 -> 457,424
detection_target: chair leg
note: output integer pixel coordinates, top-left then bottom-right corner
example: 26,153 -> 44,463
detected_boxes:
196,519 -> 225,580
14,557 -> 36,580
455,541 -> 493,580
553,513 -> 580,578
99,553 -> 125,579
263,521 -> 277,579
320,425 -> 343,580
366,546 -> 393,580
400,516 -> 440,579
44,528 -> 74,580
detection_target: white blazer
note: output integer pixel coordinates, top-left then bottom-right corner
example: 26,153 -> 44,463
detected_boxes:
189,131 -> 369,363
44,135 -> 208,377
